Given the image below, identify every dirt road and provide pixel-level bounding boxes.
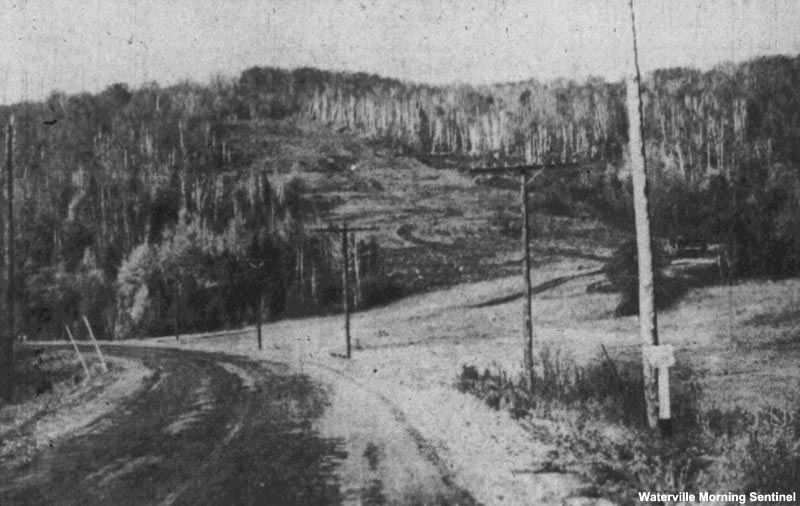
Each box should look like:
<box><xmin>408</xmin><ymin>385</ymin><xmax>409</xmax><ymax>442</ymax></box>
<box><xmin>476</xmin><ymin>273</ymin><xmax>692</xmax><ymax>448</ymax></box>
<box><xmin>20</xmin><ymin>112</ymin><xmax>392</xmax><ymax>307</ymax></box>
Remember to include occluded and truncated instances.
<box><xmin>0</xmin><ymin>346</ymin><xmax>479</xmax><ymax>506</ymax></box>
<box><xmin>3</xmin><ymin>259</ymin><xmax>609</xmax><ymax>506</ymax></box>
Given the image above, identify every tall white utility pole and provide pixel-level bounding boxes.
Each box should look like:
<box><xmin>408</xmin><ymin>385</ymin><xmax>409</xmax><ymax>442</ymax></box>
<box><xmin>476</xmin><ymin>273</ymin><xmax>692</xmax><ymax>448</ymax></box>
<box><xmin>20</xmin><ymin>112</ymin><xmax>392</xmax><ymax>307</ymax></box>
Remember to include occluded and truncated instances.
<box><xmin>626</xmin><ymin>0</ymin><xmax>672</xmax><ymax>434</ymax></box>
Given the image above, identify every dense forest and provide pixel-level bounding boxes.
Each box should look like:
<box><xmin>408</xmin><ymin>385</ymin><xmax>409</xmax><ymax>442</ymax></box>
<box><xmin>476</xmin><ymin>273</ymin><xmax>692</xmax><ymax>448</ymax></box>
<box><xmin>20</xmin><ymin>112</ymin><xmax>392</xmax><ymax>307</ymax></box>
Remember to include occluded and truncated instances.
<box><xmin>1</xmin><ymin>53</ymin><xmax>800</xmax><ymax>339</ymax></box>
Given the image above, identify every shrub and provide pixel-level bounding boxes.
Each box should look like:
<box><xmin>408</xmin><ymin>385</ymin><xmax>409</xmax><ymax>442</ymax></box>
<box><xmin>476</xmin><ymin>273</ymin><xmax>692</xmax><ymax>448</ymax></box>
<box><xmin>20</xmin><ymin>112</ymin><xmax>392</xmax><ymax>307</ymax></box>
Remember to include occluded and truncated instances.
<box><xmin>725</xmin><ymin>159</ymin><xmax>800</xmax><ymax>278</ymax></box>
<box><xmin>115</xmin><ymin>243</ymin><xmax>158</xmax><ymax>339</ymax></box>
<box><xmin>23</xmin><ymin>268</ymin><xmax>81</xmax><ymax>340</ymax></box>
<box><xmin>1</xmin><ymin>349</ymin><xmax>85</xmax><ymax>405</ymax></box>
<box><xmin>22</xmin><ymin>249</ymin><xmax>116</xmax><ymax>340</ymax></box>
<box><xmin>460</xmin><ymin>348</ymin><xmax>702</xmax><ymax>429</ymax></box>
<box><xmin>458</xmin><ymin>353</ymin><xmax>800</xmax><ymax>505</ymax></box>
<box><xmin>736</xmin><ymin>407</ymin><xmax>800</xmax><ymax>495</ymax></box>
<box><xmin>536</xmin><ymin>191</ymin><xmax>574</xmax><ymax>217</ymax></box>
<box><xmin>489</xmin><ymin>208</ymin><xmax>521</xmax><ymax>238</ymax></box>
<box><xmin>359</xmin><ymin>273</ymin><xmax>403</xmax><ymax>308</ymax></box>
<box><xmin>605</xmin><ymin>238</ymin><xmax>688</xmax><ymax>316</ymax></box>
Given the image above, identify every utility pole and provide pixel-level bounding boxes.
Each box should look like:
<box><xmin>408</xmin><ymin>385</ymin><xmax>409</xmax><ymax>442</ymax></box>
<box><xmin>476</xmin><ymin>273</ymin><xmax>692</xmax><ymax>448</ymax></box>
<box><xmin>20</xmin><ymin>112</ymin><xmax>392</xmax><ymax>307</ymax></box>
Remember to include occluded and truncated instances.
<box><xmin>312</xmin><ymin>222</ymin><xmax>378</xmax><ymax>358</ymax></box>
<box><xmin>174</xmin><ymin>280</ymin><xmax>181</xmax><ymax>342</ymax></box>
<box><xmin>249</xmin><ymin>260</ymin><xmax>266</xmax><ymax>350</ymax></box>
<box><xmin>470</xmin><ymin>161</ymin><xmax>598</xmax><ymax>389</ymax></box>
<box><xmin>341</xmin><ymin>223</ymin><xmax>350</xmax><ymax>357</ymax></box>
<box><xmin>2</xmin><ymin>116</ymin><xmax>13</xmax><ymax>403</ymax></box>
<box><xmin>520</xmin><ymin>169</ymin><xmax>534</xmax><ymax>389</ymax></box>
<box><xmin>256</xmin><ymin>290</ymin><xmax>262</xmax><ymax>350</ymax></box>
<box><xmin>626</xmin><ymin>0</ymin><xmax>671</xmax><ymax>434</ymax></box>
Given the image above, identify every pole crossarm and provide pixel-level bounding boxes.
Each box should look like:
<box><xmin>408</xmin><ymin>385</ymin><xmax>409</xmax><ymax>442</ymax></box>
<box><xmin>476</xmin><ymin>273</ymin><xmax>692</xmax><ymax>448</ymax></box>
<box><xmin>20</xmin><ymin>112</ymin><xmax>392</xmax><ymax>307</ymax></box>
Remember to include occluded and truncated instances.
<box><xmin>467</xmin><ymin>159</ymin><xmax>605</xmax><ymax>388</ymax></box>
<box><xmin>310</xmin><ymin>226</ymin><xmax>380</xmax><ymax>233</ymax></box>
<box><xmin>469</xmin><ymin>161</ymin><xmax>606</xmax><ymax>188</ymax></box>
<box><xmin>469</xmin><ymin>162</ymin><xmax>581</xmax><ymax>173</ymax></box>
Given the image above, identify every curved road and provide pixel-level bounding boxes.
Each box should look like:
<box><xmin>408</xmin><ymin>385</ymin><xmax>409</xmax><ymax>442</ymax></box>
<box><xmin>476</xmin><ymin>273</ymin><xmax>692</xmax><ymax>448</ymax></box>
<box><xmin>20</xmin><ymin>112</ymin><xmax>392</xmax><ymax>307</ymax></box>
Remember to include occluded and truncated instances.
<box><xmin>0</xmin><ymin>346</ymin><xmax>479</xmax><ymax>506</ymax></box>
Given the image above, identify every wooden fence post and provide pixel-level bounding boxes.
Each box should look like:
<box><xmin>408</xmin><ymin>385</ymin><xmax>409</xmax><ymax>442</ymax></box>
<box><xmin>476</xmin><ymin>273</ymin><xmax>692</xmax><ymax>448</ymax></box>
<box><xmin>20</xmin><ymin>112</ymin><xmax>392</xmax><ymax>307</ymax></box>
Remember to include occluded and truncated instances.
<box><xmin>66</xmin><ymin>325</ymin><xmax>91</xmax><ymax>381</ymax></box>
<box><xmin>82</xmin><ymin>316</ymin><xmax>108</xmax><ymax>373</ymax></box>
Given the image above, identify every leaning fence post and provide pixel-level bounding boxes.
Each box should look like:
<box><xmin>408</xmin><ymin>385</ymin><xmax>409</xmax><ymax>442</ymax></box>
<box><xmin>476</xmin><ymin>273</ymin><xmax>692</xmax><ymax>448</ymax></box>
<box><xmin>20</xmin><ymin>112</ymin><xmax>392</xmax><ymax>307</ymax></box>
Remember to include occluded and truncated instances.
<box><xmin>65</xmin><ymin>325</ymin><xmax>91</xmax><ymax>380</ymax></box>
<box><xmin>82</xmin><ymin>316</ymin><xmax>108</xmax><ymax>373</ymax></box>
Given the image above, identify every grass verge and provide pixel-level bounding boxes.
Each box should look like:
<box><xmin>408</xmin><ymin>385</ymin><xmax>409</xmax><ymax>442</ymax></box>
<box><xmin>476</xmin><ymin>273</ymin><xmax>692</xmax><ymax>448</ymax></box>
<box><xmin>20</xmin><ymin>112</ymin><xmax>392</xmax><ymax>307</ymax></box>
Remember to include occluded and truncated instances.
<box><xmin>457</xmin><ymin>349</ymin><xmax>799</xmax><ymax>505</ymax></box>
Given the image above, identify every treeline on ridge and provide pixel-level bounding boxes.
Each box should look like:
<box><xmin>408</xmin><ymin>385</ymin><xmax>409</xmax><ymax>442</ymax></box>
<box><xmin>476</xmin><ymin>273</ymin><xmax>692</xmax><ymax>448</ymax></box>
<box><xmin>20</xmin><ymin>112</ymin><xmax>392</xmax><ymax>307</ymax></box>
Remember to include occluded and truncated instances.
<box><xmin>1</xmin><ymin>54</ymin><xmax>800</xmax><ymax>338</ymax></box>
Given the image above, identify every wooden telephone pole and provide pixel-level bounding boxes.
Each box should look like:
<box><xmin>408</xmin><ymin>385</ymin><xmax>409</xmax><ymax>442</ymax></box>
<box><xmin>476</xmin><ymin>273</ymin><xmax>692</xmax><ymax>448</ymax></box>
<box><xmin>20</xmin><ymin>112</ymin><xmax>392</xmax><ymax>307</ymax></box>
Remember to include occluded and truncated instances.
<box><xmin>2</xmin><ymin>116</ymin><xmax>13</xmax><ymax>403</ymax></box>
<box><xmin>626</xmin><ymin>0</ymin><xmax>671</xmax><ymax>434</ymax></box>
<box><xmin>174</xmin><ymin>281</ymin><xmax>181</xmax><ymax>342</ymax></box>
<box><xmin>471</xmin><ymin>161</ymin><xmax>596</xmax><ymax>389</ymax></box>
<box><xmin>249</xmin><ymin>260</ymin><xmax>266</xmax><ymax>350</ymax></box>
<box><xmin>312</xmin><ymin>222</ymin><xmax>378</xmax><ymax>358</ymax></box>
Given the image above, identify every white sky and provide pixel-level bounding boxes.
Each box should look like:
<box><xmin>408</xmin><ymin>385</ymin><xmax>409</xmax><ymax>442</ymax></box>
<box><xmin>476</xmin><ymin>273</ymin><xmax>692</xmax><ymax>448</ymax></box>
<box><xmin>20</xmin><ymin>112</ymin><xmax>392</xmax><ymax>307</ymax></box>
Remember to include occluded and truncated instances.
<box><xmin>1</xmin><ymin>0</ymin><xmax>799</xmax><ymax>103</ymax></box>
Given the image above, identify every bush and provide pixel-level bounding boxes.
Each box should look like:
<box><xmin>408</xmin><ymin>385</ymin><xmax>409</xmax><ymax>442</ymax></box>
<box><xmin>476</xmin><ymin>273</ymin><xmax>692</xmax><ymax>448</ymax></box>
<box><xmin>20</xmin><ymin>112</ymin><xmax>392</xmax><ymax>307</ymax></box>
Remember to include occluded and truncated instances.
<box><xmin>22</xmin><ymin>249</ymin><xmax>115</xmax><ymax>340</ymax></box>
<box><xmin>359</xmin><ymin>273</ymin><xmax>403</xmax><ymax>308</ymax></box>
<box><xmin>736</xmin><ymin>407</ymin><xmax>800</xmax><ymax>495</ymax></box>
<box><xmin>536</xmin><ymin>191</ymin><xmax>574</xmax><ymax>217</ymax></box>
<box><xmin>114</xmin><ymin>243</ymin><xmax>158</xmax><ymax>339</ymax></box>
<box><xmin>725</xmin><ymin>159</ymin><xmax>800</xmax><ymax>278</ymax></box>
<box><xmin>1</xmin><ymin>349</ymin><xmax>86</xmax><ymax>405</ymax></box>
<box><xmin>458</xmin><ymin>347</ymin><xmax>701</xmax><ymax>428</ymax></box>
<box><xmin>458</xmin><ymin>352</ymin><xmax>800</xmax><ymax>505</ymax></box>
<box><xmin>605</xmin><ymin>238</ymin><xmax>688</xmax><ymax>316</ymax></box>
<box><xmin>23</xmin><ymin>268</ymin><xmax>81</xmax><ymax>340</ymax></box>
<box><xmin>489</xmin><ymin>208</ymin><xmax>521</xmax><ymax>237</ymax></box>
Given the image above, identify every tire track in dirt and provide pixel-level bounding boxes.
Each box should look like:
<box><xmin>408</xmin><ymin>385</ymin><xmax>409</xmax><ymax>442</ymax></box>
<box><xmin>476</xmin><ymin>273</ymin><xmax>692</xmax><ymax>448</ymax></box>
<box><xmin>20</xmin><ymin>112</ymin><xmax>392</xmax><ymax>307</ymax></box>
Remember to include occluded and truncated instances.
<box><xmin>304</xmin><ymin>358</ymin><xmax>476</xmax><ymax>500</ymax></box>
